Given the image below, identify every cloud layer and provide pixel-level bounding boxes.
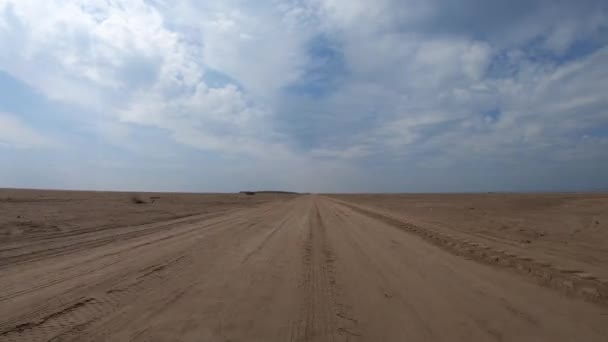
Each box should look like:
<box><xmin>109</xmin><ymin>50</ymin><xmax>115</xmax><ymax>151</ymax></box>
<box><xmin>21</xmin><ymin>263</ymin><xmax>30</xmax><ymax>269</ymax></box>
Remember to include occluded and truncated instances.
<box><xmin>1</xmin><ymin>0</ymin><xmax>607</xmax><ymax>192</ymax></box>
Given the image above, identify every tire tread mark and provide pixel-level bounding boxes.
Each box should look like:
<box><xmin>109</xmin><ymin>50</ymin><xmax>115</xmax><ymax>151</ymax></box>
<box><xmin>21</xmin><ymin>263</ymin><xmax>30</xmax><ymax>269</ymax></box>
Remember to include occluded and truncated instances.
<box><xmin>329</xmin><ymin>197</ymin><xmax>608</xmax><ymax>306</ymax></box>
<box><xmin>0</xmin><ymin>255</ymin><xmax>190</xmax><ymax>341</ymax></box>
<box><xmin>290</xmin><ymin>200</ymin><xmax>360</xmax><ymax>341</ymax></box>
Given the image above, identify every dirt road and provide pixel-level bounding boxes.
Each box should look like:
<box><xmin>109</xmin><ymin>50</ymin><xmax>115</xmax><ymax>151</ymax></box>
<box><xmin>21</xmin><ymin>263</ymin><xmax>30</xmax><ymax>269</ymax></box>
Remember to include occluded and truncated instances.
<box><xmin>1</xmin><ymin>195</ymin><xmax>607</xmax><ymax>341</ymax></box>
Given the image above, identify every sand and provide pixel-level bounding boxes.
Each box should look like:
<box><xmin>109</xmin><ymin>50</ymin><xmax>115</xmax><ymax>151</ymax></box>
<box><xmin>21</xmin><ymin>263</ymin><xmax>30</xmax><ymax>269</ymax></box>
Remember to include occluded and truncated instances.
<box><xmin>1</xmin><ymin>190</ymin><xmax>607</xmax><ymax>341</ymax></box>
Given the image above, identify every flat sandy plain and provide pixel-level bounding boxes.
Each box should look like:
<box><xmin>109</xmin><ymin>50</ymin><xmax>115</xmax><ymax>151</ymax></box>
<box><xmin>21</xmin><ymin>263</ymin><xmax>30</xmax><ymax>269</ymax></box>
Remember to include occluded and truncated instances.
<box><xmin>1</xmin><ymin>189</ymin><xmax>608</xmax><ymax>341</ymax></box>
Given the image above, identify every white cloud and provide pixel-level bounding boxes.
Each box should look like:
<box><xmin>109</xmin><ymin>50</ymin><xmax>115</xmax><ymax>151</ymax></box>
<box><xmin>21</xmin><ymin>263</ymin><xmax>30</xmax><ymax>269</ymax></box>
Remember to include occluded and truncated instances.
<box><xmin>0</xmin><ymin>0</ymin><xmax>298</xmax><ymax>155</ymax></box>
<box><xmin>310</xmin><ymin>145</ymin><xmax>370</xmax><ymax>159</ymax></box>
<box><xmin>294</xmin><ymin>1</ymin><xmax>608</xmax><ymax>169</ymax></box>
<box><xmin>151</xmin><ymin>0</ymin><xmax>318</xmax><ymax>100</ymax></box>
<box><xmin>0</xmin><ymin>112</ymin><xmax>57</xmax><ymax>148</ymax></box>
<box><xmin>0</xmin><ymin>0</ymin><xmax>180</xmax><ymax>106</ymax></box>
<box><xmin>1</xmin><ymin>0</ymin><xmax>607</xmax><ymax>191</ymax></box>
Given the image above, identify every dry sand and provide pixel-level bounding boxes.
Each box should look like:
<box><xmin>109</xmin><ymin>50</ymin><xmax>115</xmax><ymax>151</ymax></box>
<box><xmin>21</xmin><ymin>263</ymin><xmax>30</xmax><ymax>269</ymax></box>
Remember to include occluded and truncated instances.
<box><xmin>1</xmin><ymin>189</ymin><xmax>607</xmax><ymax>341</ymax></box>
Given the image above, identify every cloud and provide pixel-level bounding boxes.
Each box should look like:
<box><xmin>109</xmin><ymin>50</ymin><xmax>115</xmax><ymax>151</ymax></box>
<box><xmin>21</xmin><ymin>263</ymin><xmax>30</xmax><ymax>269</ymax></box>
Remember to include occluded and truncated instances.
<box><xmin>0</xmin><ymin>0</ymin><xmax>607</xmax><ymax>191</ymax></box>
<box><xmin>0</xmin><ymin>112</ymin><xmax>57</xmax><ymax>148</ymax></box>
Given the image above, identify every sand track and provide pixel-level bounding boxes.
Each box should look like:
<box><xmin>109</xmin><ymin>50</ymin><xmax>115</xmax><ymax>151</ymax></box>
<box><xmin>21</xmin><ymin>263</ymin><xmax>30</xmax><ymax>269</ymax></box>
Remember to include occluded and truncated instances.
<box><xmin>1</xmin><ymin>195</ymin><xmax>607</xmax><ymax>341</ymax></box>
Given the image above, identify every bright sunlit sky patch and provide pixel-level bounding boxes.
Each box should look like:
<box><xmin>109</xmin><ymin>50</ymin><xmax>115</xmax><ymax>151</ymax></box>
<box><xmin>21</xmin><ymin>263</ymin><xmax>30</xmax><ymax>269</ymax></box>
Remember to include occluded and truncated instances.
<box><xmin>1</xmin><ymin>0</ymin><xmax>607</xmax><ymax>192</ymax></box>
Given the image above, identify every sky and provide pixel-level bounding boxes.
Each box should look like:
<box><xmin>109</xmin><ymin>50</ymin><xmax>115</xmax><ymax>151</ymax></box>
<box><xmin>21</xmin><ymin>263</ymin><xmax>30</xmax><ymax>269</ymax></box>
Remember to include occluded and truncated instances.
<box><xmin>1</xmin><ymin>0</ymin><xmax>608</xmax><ymax>193</ymax></box>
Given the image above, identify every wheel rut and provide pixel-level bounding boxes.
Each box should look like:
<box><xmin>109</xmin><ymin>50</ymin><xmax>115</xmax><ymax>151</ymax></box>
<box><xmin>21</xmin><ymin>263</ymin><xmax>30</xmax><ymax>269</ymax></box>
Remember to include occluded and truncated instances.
<box><xmin>290</xmin><ymin>201</ymin><xmax>359</xmax><ymax>342</ymax></box>
<box><xmin>0</xmin><ymin>253</ymin><xmax>191</xmax><ymax>342</ymax></box>
<box><xmin>0</xmin><ymin>202</ymin><xmax>289</xmax><ymax>341</ymax></box>
<box><xmin>328</xmin><ymin>197</ymin><xmax>608</xmax><ymax>306</ymax></box>
<box><xmin>3</xmin><ymin>195</ymin><xmax>608</xmax><ymax>341</ymax></box>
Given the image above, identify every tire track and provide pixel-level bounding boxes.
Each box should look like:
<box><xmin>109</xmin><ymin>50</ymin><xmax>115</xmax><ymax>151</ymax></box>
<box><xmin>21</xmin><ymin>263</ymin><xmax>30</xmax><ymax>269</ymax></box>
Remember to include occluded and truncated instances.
<box><xmin>320</xmin><ymin>199</ymin><xmax>436</xmax><ymax>340</ymax></box>
<box><xmin>80</xmin><ymin>199</ymin><xmax>304</xmax><ymax>341</ymax></box>
<box><xmin>0</xmin><ymin>205</ymin><xmax>275</xmax><ymax>302</ymax></box>
<box><xmin>328</xmin><ymin>197</ymin><xmax>608</xmax><ymax>306</ymax></box>
<box><xmin>240</xmin><ymin>203</ymin><xmax>296</xmax><ymax>264</ymax></box>
<box><xmin>0</xmin><ymin>201</ymin><xmax>296</xmax><ymax>341</ymax></box>
<box><xmin>0</xmin><ymin>206</ymin><xmax>269</xmax><ymax>269</ymax></box>
<box><xmin>4</xmin><ymin>195</ymin><xmax>607</xmax><ymax>341</ymax></box>
<box><xmin>290</xmin><ymin>201</ymin><xmax>359</xmax><ymax>341</ymax></box>
<box><xmin>0</xmin><ymin>254</ymin><xmax>191</xmax><ymax>341</ymax></box>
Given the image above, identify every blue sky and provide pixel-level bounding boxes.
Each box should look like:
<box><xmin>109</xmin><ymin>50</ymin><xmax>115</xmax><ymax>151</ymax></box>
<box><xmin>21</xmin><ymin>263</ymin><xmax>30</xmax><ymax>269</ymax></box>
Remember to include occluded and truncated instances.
<box><xmin>1</xmin><ymin>0</ymin><xmax>607</xmax><ymax>193</ymax></box>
